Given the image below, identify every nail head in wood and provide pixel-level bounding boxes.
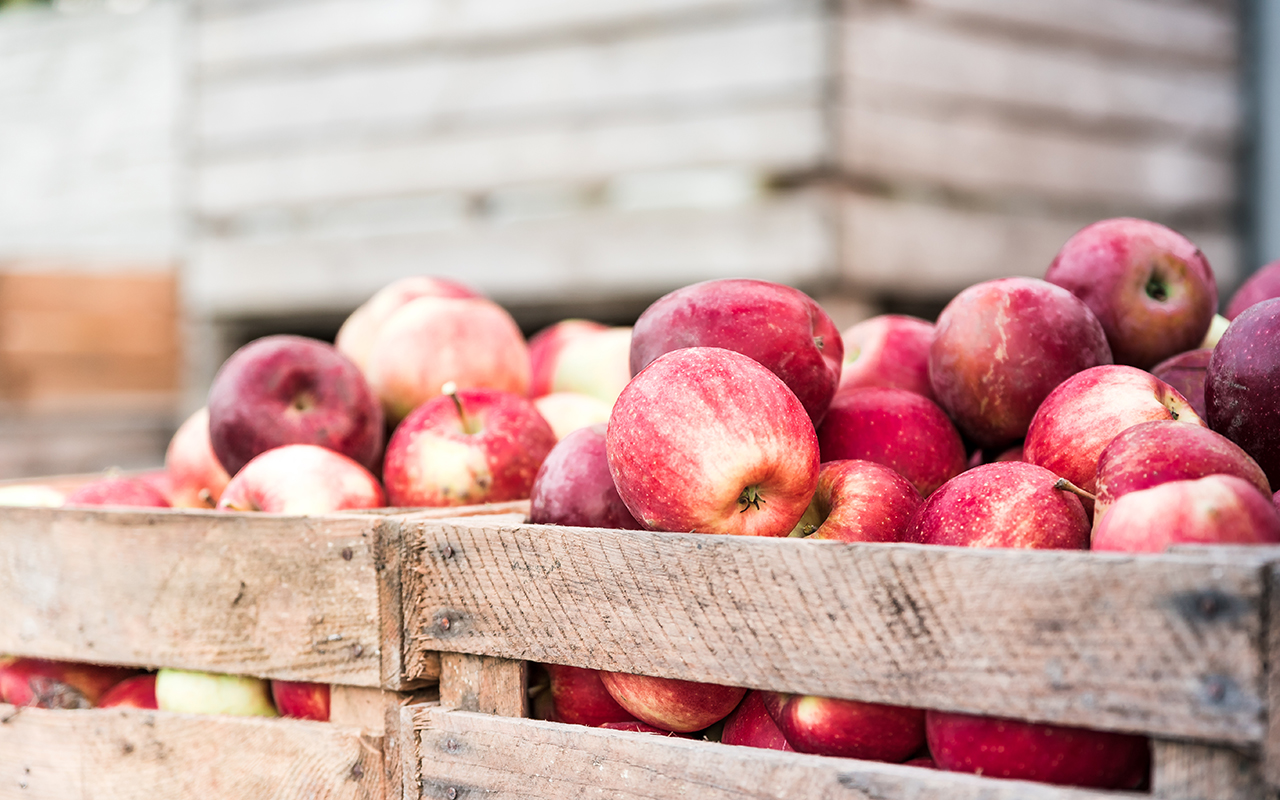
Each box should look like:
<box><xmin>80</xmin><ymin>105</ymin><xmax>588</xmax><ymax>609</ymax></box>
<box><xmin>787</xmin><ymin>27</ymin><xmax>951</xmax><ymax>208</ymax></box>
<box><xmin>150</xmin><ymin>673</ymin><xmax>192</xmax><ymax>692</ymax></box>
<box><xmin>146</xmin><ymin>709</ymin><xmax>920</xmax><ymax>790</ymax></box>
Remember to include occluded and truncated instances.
<box><xmin>341</xmin><ymin>547</ymin><xmax>353</xmax><ymax>561</ymax></box>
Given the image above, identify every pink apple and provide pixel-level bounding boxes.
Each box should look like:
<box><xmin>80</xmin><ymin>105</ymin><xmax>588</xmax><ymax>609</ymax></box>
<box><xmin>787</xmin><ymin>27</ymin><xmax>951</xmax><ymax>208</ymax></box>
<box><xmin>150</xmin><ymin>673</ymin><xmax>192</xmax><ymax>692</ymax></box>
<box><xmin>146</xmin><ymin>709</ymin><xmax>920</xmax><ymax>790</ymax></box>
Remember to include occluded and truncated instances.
<box><xmin>155</xmin><ymin>669</ymin><xmax>278</xmax><ymax>717</ymax></box>
<box><xmin>1045</xmin><ymin>217</ymin><xmax>1218</xmax><ymax>369</ymax></box>
<box><xmin>97</xmin><ymin>674</ymin><xmax>158</xmax><ymax>709</ymax></box>
<box><xmin>838</xmin><ymin>314</ymin><xmax>935</xmax><ymax>401</ymax></box>
<box><xmin>164</xmin><ymin>406</ymin><xmax>231</xmax><ymax>508</ymax></box>
<box><xmin>544</xmin><ymin>664</ymin><xmax>640</xmax><ymax>728</ymax></box>
<box><xmin>63</xmin><ymin>476</ymin><xmax>170</xmax><ymax>508</ymax></box>
<box><xmin>721</xmin><ymin>691</ymin><xmax>793</xmax><ymax>751</ymax></box>
<box><xmin>528</xmin><ymin>320</ymin><xmax>608</xmax><ymax>397</ymax></box>
<box><xmin>904</xmin><ymin>462</ymin><xmax>1090</xmax><ymax>550</ymax></box>
<box><xmin>1206</xmin><ymin>298</ymin><xmax>1280</xmax><ymax>487</ymax></box>
<box><xmin>1093</xmin><ymin>475</ymin><xmax>1280</xmax><ymax>552</ymax></box>
<box><xmin>336</xmin><ymin>276</ymin><xmax>480</xmax><ymax>372</ymax></box>
<box><xmin>533</xmin><ymin>392</ymin><xmax>612</xmax><ymax>441</ymax></box>
<box><xmin>630</xmin><ymin>279</ymin><xmax>843</xmax><ymax>425</ymax></box>
<box><xmin>0</xmin><ymin>658</ymin><xmax>141</xmax><ymax>708</ymax></box>
<box><xmin>817</xmin><ymin>387</ymin><xmax>967</xmax><ymax>497</ymax></box>
<box><xmin>538</xmin><ymin>326</ymin><xmax>633</xmax><ymax>406</ymax></box>
<box><xmin>217</xmin><ymin>444</ymin><xmax>386</xmax><ymax>514</ymax></box>
<box><xmin>529</xmin><ymin>424</ymin><xmax>641</xmax><ymax>530</ymax></box>
<box><xmin>762</xmin><ymin>692</ymin><xmax>925</xmax><ymax>762</ymax></box>
<box><xmin>382</xmin><ymin>387</ymin><xmax>556</xmax><ymax>507</ymax></box>
<box><xmin>1024</xmin><ymin>365</ymin><xmax>1204</xmax><ymax>513</ymax></box>
<box><xmin>930</xmin><ymin>277</ymin><xmax>1112</xmax><ymax>448</ymax></box>
<box><xmin>1150</xmin><ymin>348</ymin><xmax>1212</xmax><ymax>420</ymax></box>
<box><xmin>208</xmin><ymin>335</ymin><xmax>384</xmax><ymax>476</ymax></box>
<box><xmin>271</xmin><ymin>679</ymin><xmax>330</xmax><ymax>721</ymax></box>
<box><xmin>607</xmin><ymin>347</ymin><xmax>819</xmax><ymax>537</ymax></box>
<box><xmin>1226</xmin><ymin>259</ymin><xmax>1280</xmax><ymax>319</ymax></box>
<box><xmin>599</xmin><ymin>671</ymin><xmax>746</xmax><ymax>733</ymax></box>
<box><xmin>792</xmin><ymin>459</ymin><xmax>920</xmax><ymax>542</ymax></box>
<box><xmin>927</xmin><ymin>710</ymin><xmax>1150</xmax><ymax>789</ymax></box>
<box><xmin>365</xmin><ymin>296</ymin><xmax>531</xmax><ymax>424</ymax></box>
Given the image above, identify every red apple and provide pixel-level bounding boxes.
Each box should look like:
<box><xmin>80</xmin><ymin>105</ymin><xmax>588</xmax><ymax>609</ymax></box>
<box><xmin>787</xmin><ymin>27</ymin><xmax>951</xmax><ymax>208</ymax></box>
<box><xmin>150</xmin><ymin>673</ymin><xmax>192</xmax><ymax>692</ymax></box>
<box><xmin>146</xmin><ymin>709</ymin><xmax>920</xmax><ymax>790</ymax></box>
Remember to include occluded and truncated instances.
<box><xmin>792</xmin><ymin>459</ymin><xmax>920</xmax><ymax>542</ymax></box>
<box><xmin>721</xmin><ymin>691</ymin><xmax>793</xmax><ymax>750</ymax></box>
<box><xmin>1226</xmin><ymin>259</ymin><xmax>1280</xmax><ymax>319</ymax></box>
<box><xmin>528</xmin><ymin>320</ymin><xmax>608</xmax><ymax>397</ymax></box>
<box><xmin>1024</xmin><ymin>365</ymin><xmax>1204</xmax><ymax>513</ymax></box>
<box><xmin>365</xmin><ymin>296</ymin><xmax>531</xmax><ymax>424</ymax></box>
<box><xmin>598</xmin><ymin>720</ymin><xmax>687</xmax><ymax>735</ymax></box>
<box><xmin>1044</xmin><ymin>217</ymin><xmax>1218</xmax><ymax>369</ymax></box>
<box><xmin>529</xmin><ymin>424</ymin><xmax>642</xmax><ymax>530</ymax></box>
<box><xmin>838</xmin><ymin>314</ymin><xmax>936</xmax><ymax>401</ymax></box>
<box><xmin>165</xmin><ymin>407</ymin><xmax>231</xmax><ymax>508</ymax></box>
<box><xmin>630</xmin><ymin>279</ymin><xmax>843</xmax><ymax>425</ymax></box>
<box><xmin>382</xmin><ymin>387</ymin><xmax>556</xmax><ymax>507</ymax></box>
<box><xmin>598</xmin><ymin>671</ymin><xmax>746</xmax><ymax>733</ymax></box>
<box><xmin>607</xmin><ymin>347</ymin><xmax>819</xmax><ymax>537</ymax></box>
<box><xmin>0</xmin><ymin>658</ymin><xmax>140</xmax><ymax>708</ymax></box>
<box><xmin>762</xmin><ymin>691</ymin><xmax>925</xmax><ymax>762</ymax></box>
<box><xmin>97</xmin><ymin>674</ymin><xmax>158</xmax><ymax>709</ymax></box>
<box><xmin>155</xmin><ymin>669</ymin><xmax>278</xmax><ymax>716</ymax></box>
<box><xmin>1206</xmin><ymin>298</ymin><xmax>1280</xmax><ymax>487</ymax></box>
<box><xmin>537</xmin><ymin>326</ymin><xmax>633</xmax><ymax>406</ymax></box>
<box><xmin>817</xmin><ymin>387</ymin><xmax>967</xmax><ymax>497</ymax></box>
<box><xmin>544</xmin><ymin>664</ymin><xmax>640</xmax><ymax>728</ymax></box>
<box><xmin>904</xmin><ymin>462</ymin><xmax>1090</xmax><ymax>550</ymax></box>
<box><xmin>927</xmin><ymin>710</ymin><xmax>1150</xmax><ymax>789</ymax></box>
<box><xmin>532</xmin><ymin>392</ymin><xmax>612</xmax><ymax>441</ymax></box>
<box><xmin>271</xmin><ymin>679</ymin><xmax>330</xmax><ymax>721</ymax></box>
<box><xmin>1093</xmin><ymin>475</ymin><xmax>1280</xmax><ymax>552</ymax></box>
<box><xmin>63</xmin><ymin>476</ymin><xmax>170</xmax><ymax>509</ymax></box>
<box><xmin>930</xmin><ymin>277</ymin><xmax>1112</xmax><ymax>448</ymax></box>
<box><xmin>208</xmin><ymin>335</ymin><xmax>384</xmax><ymax>476</ymax></box>
<box><xmin>1150</xmin><ymin>348</ymin><xmax>1212</xmax><ymax>420</ymax></box>
<box><xmin>217</xmin><ymin>444</ymin><xmax>386</xmax><ymax>514</ymax></box>
<box><xmin>336</xmin><ymin>276</ymin><xmax>480</xmax><ymax>372</ymax></box>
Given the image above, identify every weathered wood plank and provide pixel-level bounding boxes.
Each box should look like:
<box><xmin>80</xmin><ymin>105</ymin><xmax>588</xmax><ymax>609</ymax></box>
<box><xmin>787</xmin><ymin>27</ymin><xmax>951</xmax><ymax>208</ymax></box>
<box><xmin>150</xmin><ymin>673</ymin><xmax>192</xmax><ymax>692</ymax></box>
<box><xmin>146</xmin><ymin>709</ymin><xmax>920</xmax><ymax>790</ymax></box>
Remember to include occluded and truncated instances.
<box><xmin>0</xmin><ymin>507</ymin><xmax>385</xmax><ymax>686</ymax></box>
<box><xmin>408</xmin><ymin>706</ymin><xmax>1136</xmax><ymax>800</ymax></box>
<box><xmin>1151</xmin><ymin>741</ymin><xmax>1268</xmax><ymax>800</ymax></box>
<box><xmin>0</xmin><ymin>704</ymin><xmax>384</xmax><ymax>800</ymax></box>
<box><xmin>439</xmin><ymin>654</ymin><xmax>528</xmax><ymax>718</ymax></box>
<box><xmin>402</xmin><ymin>520</ymin><xmax>1270</xmax><ymax>745</ymax></box>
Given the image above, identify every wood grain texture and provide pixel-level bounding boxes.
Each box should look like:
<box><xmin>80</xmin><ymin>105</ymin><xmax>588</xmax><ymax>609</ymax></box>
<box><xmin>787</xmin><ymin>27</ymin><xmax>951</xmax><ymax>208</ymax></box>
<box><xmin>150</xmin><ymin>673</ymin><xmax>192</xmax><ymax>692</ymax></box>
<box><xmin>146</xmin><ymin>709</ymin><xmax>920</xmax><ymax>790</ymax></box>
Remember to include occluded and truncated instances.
<box><xmin>1267</xmin><ymin>562</ymin><xmax>1280</xmax><ymax>787</ymax></box>
<box><xmin>0</xmin><ymin>704</ymin><xmax>384</xmax><ymax>800</ymax></box>
<box><xmin>1151</xmin><ymin>741</ymin><xmax>1269</xmax><ymax>800</ymax></box>
<box><xmin>402</xmin><ymin>520</ymin><xmax>1270</xmax><ymax>745</ymax></box>
<box><xmin>439</xmin><ymin>654</ymin><xmax>528</xmax><ymax>718</ymax></box>
<box><xmin>0</xmin><ymin>507</ymin><xmax>385</xmax><ymax>685</ymax></box>
<box><xmin>407</xmin><ymin>706</ymin><xmax>1135</xmax><ymax>800</ymax></box>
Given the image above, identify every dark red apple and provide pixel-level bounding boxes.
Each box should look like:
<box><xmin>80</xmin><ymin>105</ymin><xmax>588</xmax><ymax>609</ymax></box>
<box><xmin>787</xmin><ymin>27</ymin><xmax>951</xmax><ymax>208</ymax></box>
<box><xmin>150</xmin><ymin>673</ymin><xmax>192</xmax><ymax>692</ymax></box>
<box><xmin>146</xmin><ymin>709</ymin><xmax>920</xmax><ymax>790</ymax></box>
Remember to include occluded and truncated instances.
<box><xmin>63</xmin><ymin>476</ymin><xmax>170</xmax><ymax>508</ymax></box>
<box><xmin>271</xmin><ymin>679</ymin><xmax>330</xmax><ymax>721</ymax></box>
<box><xmin>97</xmin><ymin>674</ymin><xmax>158</xmax><ymax>709</ymax></box>
<box><xmin>721</xmin><ymin>691</ymin><xmax>793</xmax><ymax>751</ymax></box>
<box><xmin>1226</xmin><ymin>259</ymin><xmax>1280</xmax><ymax>319</ymax></box>
<box><xmin>544</xmin><ymin>664</ymin><xmax>640</xmax><ymax>728</ymax></box>
<box><xmin>1150</xmin><ymin>348</ymin><xmax>1212</xmax><ymax>420</ymax></box>
<box><xmin>530</xmin><ymin>424</ymin><xmax>641</xmax><ymax>530</ymax></box>
<box><xmin>838</xmin><ymin>315</ymin><xmax>935</xmax><ymax>401</ymax></box>
<box><xmin>1093</xmin><ymin>475</ymin><xmax>1280</xmax><ymax>552</ymax></box>
<box><xmin>762</xmin><ymin>692</ymin><xmax>925</xmax><ymax>762</ymax></box>
<box><xmin>1206</xmin><ymin>298</ymin><xmax>1280</xmax><ymax>487</ymax></box>
<box><xmin>792</xmin><ymin>459</ymin><xmax>920</xmax><ymax>542</ymax></box>
<box><xmin>598</xmin><ymin>671</ymin><xmax>746</xmax><ymax>734</ymax></box>
<box><xmin>0</xmin><ymin>658</ymin><xmax>141</xmax><ymax>708</ymax></box>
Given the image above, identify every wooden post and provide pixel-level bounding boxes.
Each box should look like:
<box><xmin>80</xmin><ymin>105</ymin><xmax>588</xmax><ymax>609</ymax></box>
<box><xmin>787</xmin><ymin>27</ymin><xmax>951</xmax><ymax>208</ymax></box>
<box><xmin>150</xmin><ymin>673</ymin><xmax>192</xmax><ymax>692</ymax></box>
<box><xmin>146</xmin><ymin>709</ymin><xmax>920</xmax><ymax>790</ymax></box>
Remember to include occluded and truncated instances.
<box><xmin>438</xmin><ymin>654</ymin><xmax>528</xmax><ymax>718</ymax></box>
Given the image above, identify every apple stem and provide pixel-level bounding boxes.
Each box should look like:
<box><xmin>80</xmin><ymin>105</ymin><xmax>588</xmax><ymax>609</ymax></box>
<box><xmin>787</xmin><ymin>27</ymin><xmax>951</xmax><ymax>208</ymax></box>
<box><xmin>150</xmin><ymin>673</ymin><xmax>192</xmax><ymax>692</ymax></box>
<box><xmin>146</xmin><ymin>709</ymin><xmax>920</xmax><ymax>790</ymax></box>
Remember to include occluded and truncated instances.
<box><xmin>1053</xmin><ymin>477</ymin><xmax>1096</xmax><ymax>503</ymax></box>
<box><xmin>198</xmin><ymin>488</ymin><xmax>216</xmax><ymax>509</ymax></box>
<box><xmin>442</xmin><ymin>381</ymin><xmax>479</xmax><ymax>434</ymax></box>
<box><xmin>738</xmin><ymin>485</ymin><xmax>766</xmax><ymax>513</ymax></box>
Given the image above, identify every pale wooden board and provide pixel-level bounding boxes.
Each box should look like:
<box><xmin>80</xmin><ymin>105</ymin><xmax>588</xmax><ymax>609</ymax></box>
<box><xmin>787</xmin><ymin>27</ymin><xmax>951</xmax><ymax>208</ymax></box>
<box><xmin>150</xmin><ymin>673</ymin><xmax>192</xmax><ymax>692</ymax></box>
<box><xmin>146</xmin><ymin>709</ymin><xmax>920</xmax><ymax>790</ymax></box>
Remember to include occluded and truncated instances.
<box><xmin>439</xmin><ymin>654</ymin><xmax>528</xmax><ymax>718</ymax></box>
<box><xmin>407</xmin><ymin>706</ymin><xmax>1137</xmax><ymax>800</ymax></box>
<box><xmin>0</xmin><ymin>704</ymin><xmax>385</xmax><ymax>800</ymax></box>
<box><xmin>0</xmin><ymin>507</ymin><xmax>387</xmax><ymax>686</ymax></box>
<box><xmin>1151</xmin><ymin>741</ymin><xmax>1267</xmax><ymax>800</ymax></box>
<box><xmin>400</xmin><ymin>520</ymin><xmax>1270</xmax><ymax>745</ymax></box>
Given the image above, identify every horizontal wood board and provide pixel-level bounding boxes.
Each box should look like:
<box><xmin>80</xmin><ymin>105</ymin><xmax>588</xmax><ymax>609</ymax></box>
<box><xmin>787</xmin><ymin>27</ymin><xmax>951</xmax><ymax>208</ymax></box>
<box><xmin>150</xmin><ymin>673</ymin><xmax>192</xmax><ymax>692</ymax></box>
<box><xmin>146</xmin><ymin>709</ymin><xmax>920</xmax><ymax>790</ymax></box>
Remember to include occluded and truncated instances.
<box><xmin>402</xmin><ymin>520</ymin><xmax>1271</xmax><ymax>745</ymax></box>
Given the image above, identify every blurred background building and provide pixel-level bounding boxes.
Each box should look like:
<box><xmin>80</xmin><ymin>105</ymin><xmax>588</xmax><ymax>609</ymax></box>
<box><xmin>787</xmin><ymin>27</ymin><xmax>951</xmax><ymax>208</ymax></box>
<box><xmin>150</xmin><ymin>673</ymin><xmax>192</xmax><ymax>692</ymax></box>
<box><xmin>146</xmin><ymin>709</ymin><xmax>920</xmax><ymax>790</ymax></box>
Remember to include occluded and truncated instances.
<box><xmin>0</xmin><ymin>0</ymin><xmax>1253</xmax><ymax>477</ymax></box>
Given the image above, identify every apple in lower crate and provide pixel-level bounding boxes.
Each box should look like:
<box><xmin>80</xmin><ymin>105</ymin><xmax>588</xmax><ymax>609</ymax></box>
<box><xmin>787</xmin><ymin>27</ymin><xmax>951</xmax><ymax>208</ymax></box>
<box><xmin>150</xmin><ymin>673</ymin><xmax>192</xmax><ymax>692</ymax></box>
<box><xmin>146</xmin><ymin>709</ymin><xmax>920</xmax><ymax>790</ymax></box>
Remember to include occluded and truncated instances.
<box><xmin>383</xmin><ymin>387</ymin><xmax>557</xmax><ymax>507</ymax></box>
<box><xmin>336</xmin><ymin>276</ymin><xmax>480</xmax><ymax>373</ymax></box>
<box><xmin>1150</xmin><ymin>348</ymin><xmax>1212</xmax><ymax>420</ymax></box>
<box><xmin>606</xmin><ymin>347</ymin><xmax>819</xmax><ymax>537</ymax></box>
<box><xmin>927</xmin><ymin>710</ymin><xmax>1150</xmax><ymax>790</ymax></box>
<box><xmin>97</xmin><ymin>674</ymin><xmax>158</xmax><ymax>709</ymax></box>
<box><xmin>1093</xmin><ymin>475</ymin><xmax>1280</xmax><ymax>552</ymax></box>
<box><xmin>271</xmin><ymin>679</ymin><xmax>330</xmax><ymax>721</ymax></box>
<box><xmin>529</xmin><ymin>424</ymin><xmax>641</xmax><ymax>530</ymax></box>
<box><xmin>544</xmin><ymin>664</ymin><xmax>639</xmax><ymax>727</ymax></box>
<box><xmin>838</xmin><ymin>315</ymin><xmax>936</xmax><ymax>401</ymax></box>
<box><xmin>155</xmin><ymin>669</ymin><xmax>278</xmax><ymax>716</ymax></box>
<box><xmin>598</xmin><ymin>720</ymin><xmax>686</xmax><ymax>735</ymax></box>
<box><xmin>533</xmin><ymin>392</ymin><xmax>612</xmax><ymax>441</ymax></box>
<box><xmin>629</xmin><ymin>279</ymin><xmax>843</xmax><ymax>425</ymax></box>
<box><xmin>599</xmin><ymin>672</ymin><xmax>746</xmax><ymax>733</ymax></box>
<box><xmin>208</xmin><ymin>335</ymin><xmax>384</xmax><ymax>476</ymax></box>
<box><xmin>0</xmin><ymin>658</ymin><xmax>141</xmax><ymax>708</ymax></box>
<box><xmin>1206</xmin><ymin>298</ymin><xmax>1280</xmax><ymax>487</ymax></box>
<box><xmin>762</xmin><ymin>692</ymin><xmax>925</xmax><ymax>762</ymax></box>
<box><xmin>904</xmin><ymin>462</ymin><xmax>1090</xmax><ymax>550</ymax></box>
<box><xmin>721</xmin><ymin>691</ymin><xmax>792</xmax><ymax>751</ymax></box>
<box><xmin>63</xmin><ymin>476</ymin><xmax>170</xmax><ymax>508</ymax></box>
<box><xmin>1226</xmin><ymin>258</ymin><xmax>1280</xmax><ymax>319</ymax></box>
<box><xmin>792</xmin><ymin>459</ymin><xmax>920</xmax><ymax>542</ymax></box>
<box><xmin>217</xmin><ymin>444</ymin><xmax>386</xmax><ymax>514</ymax></box>
<box><xmin>165</xmin><ymin>406</ymin><xmax>231</xmax><ymax>508</ymax></box>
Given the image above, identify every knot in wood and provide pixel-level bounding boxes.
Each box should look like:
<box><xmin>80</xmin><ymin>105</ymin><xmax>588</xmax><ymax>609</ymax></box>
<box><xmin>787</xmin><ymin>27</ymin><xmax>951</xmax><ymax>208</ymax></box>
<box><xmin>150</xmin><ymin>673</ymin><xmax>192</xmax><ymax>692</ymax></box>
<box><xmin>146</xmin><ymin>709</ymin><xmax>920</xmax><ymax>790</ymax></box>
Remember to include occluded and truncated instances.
<box><xmin>341</xmin><ymin>547</ymin><xmax>354</xmax><ymax>561</ymax></box>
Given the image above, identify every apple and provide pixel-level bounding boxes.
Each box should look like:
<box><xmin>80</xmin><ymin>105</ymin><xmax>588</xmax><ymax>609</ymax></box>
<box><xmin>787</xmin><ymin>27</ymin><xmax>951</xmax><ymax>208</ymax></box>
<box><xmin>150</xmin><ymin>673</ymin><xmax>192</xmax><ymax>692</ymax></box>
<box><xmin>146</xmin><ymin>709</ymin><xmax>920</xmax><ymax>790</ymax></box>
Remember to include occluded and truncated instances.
<box><xmin>1044</xmin><ymin>217</ymin><xmax>1218</xmax><ymax>369</ymax></box>
<box><xmin>208</xmin><ymin>335</ymin><xmax>384</xmax><ymax>476</ymax></box>
<box><xmin>790</xmin><ymin>459</ymin><xmax>920</xmax><ymax>542</ymax></box>
<box><xmin>816</xmin><ymin>387</ymin><xmax>967</xmax><ymax>497</ymax></box>
<box><xmin>532</xmin><ymin>392</ymin><xmax>612</xmax><ymax>441</ymax></box>
<box><xmin>904</xmin><ymin>462</ymin><xmax>1090</xmax><ymax>550</ymax></box>
<box><xmin>63</xmin><ymin>476</ymin><xmax>170</xmax><ymax>508</ymax></box>
<box><xmin>1093</xmin><ymin>420</ymin><xmax>1271</xmax><ymax>527</ymax></box>
<box><xmin>217</xmin><ymin>444</ymin><xmax>386</xmax><ymax>514</ymax></box>
<box><xmin>1206</xmin><ymin>298</ymin><xmax>1280</xmax><ymax>487</ymax></box>
<box><xmin>536</xmin><ymin>325</ymin><xmax>633</xmax><ymax>406</ymax></box>
<box><xmin>165</xmin><ymin>407</ymin><xmax>231</xmax><ymax>508</ymax></box>
<box><xmin>598</xmin><ymin>720</ymin><xmax>687</xmax><ymax>735</ymax></box>
<box><xmin>0</xmin><ymin>658</ymin><xmax>140</xmax><ymax>708</ymax></box>
<box><xmin>528</xmin><ymin>320</ymin><xmax>608</xmax><ymax>396</ymax></box>
<box><xmin>1150</xmin><ymin>348</ymin><xmax>1212</xmax><ymax>420</ymax></box>
<box><xmin>544</xmin><ymin>664</ymin><xmax>640</xmax><ymax>727</ymax></box>
<box><xmin>721</xmin><ymin>691</ymin><xmax>793</xmax><ymax>751</ymax></box>
<box><xmin>930</xmin><ymin>277</ymin><xmax>1112</xmax><ymax>448</ymax></box>
<box><xmin>97</xmin><ymin>674</ymin><xmax>158</xmax><ymax>709</ymax></box>
<box><xmin>630</xmin><ymin>279</ymin><xmax>843</xmax><ymax>425</ymax></box>
<box><xmin>762</xmin><ymin>691</ymin><xmax>925</xmax><ymax>762</ymax></box>
<box><xmin>1226</xmin><ymin>258</ymin><xmax>1280</xmax><ymax>319</ymax></box>
<box><xmin>607</xmin><ymin>347</ymin><xmax>819</xmax><ymax>538</ymax></box>
<box><xmin>271</xmin><ymin>679</ymin><xmax>330</xmax><ymax>721</ymax></box>
<box><xmin>1093</xmin><ymin>475</ymin><xmax>1280</xmax><ymax>552</ymax></box>
<box><xmin>382</xmin><ymin>386</ymin><xmax>557</xmax><ymax>507</ymax></box>
<box><xmin>155</xmin><ymin>669</ymin><xmax>278</xmax><ymax>717</ymax></box>
<box><xmin>838</xmin><ymin>314</ymin><xmax>936</xmax><ymax>401</ymax></box>
<box><xmin>599</xmin><ymin>671</ymin><xmax>746</xmax><ymax>733</ymax></box>
<box><xmin>1023</xmin><ymin>365</ymin><xmax>1204</xmax><ymax>513</ymax></box>
<box><xmin>927</xmin><ymin>710</ymin><xmax>1150</xmax><ymax>789</ymax></box>
<box><xmin>364</xmin><ymin>296</ymin><xmax>531</xmax><ymax>424</ymax></box>
<box><xmin>336</xmin><ymin>276</ymin><xmax>480</xmax><ymax>372</ymax></box>
<box><xmin>529</xmin><ymin>424</ymin><xmax>642</xmax><ymax>530</ymax></box>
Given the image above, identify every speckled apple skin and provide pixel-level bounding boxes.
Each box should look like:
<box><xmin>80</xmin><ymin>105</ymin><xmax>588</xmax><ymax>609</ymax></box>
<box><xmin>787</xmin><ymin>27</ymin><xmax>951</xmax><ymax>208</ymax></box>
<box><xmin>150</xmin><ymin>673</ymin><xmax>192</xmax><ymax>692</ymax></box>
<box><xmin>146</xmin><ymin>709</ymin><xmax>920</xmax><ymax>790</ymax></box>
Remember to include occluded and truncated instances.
<box><xmin>630</xmin><ymin>279</ymin><xmax>843</xmax><ymax>425</ymax></box>
<box><xmin>1206</xmin><ymin>298</ymin><xmax>1280</xmax><ymax>487</ymax></box>
<box><xmin>799</xmin><ymin>459</ymin><xmax>921</xmax><ymax>542</ymax></box>
<box><xmin>271</xmin><ymin>679</ymin><xmax>330</xmax><ymax>721</ymax></box>
<box><xmin>64</xmin><ymin>476</ymin><xmax>170</xmax><ymax>509</ymax></box>
<box><xmin>599</xmin><ymin>672</ymin><xmax>746</xmax><ymax>733</ymax></box>
<box><xmin>1093</xmin><ymin>475</ymin><xmax>1280</xmax><ymax>553</ymax></box>
<box><xmin>217</xmin><ymin>444</ymin><xmax>386</xmax><ymax>514</ymax></box>
<box><xmin>763</xmin><ymin>691</ymin><xmax>925</xmax><ymax>762</ymax></box>
<box><xmin>545</xmin><ymin>664</ymin><xmax>639</xmax><ymax>728</ymax></box>
<box><xmin>904</xmin><ymin>462</ymin><xmax>1089</xmax><ymax>550</ymax></box>
<box><xmin>530</xmin><ymin>424</ymin><xmax>642</xmax><ymax>530</ymax></box>
<box><xmin>721</xmin><ymin>691</ymin><xmax>793</xmax><ymax>751</ymax></box>
<box><xmin>1150</xmin><ymin>348</ymin><xmax>1212</xmax><ymax>420</ymax></box>
<box><xmin>839</xmin><ymin>315</ymin><xmax>936</xmax><ymax>401</ymax></box>
<box><xmin>929</xmin><ymin>277</ymin><xmax>1112</xmax><ymax>449</ymax></box>
<box><xmin>927</xmin><ymin>710</ymin><xmax>1150</xmax><ymax>790</ymax></box>
<box><xmin>607</xmin><ymin>348</ymin><xmax>819</xmax><ymax>537</ymax></box>
<box><xmin>1226</xmin><ymin>259</ymin><xmax>1280</xmax><ymax>320</ymax></box>
<box><xmin>208</xmin><ymin>335</ymin><xmax>384</xmax><ymax>476</ymax></box>
<box><xmin>817</xmin><ymin>387</ymin><xmax>967</xmax><ymax>497</ymax></box>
